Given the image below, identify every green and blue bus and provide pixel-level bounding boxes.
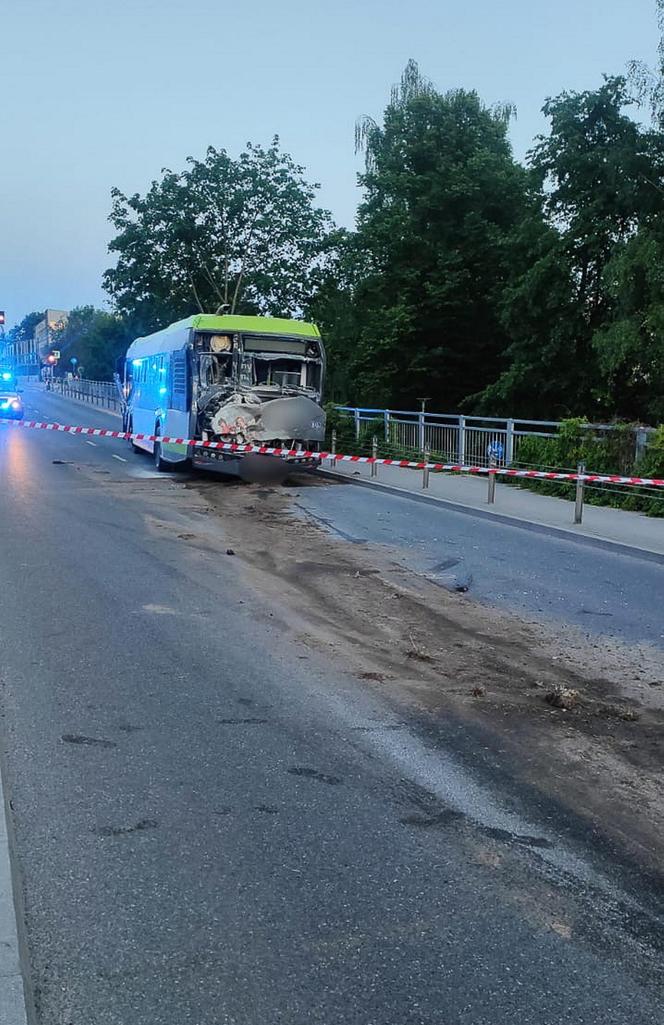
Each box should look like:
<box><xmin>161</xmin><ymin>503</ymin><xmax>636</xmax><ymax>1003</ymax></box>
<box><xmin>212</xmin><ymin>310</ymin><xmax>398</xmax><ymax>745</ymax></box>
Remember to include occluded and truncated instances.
<box><xmin>122</xmin><ymin>314</ymin><xmax>326</xmax><ymax>476</ymax></box>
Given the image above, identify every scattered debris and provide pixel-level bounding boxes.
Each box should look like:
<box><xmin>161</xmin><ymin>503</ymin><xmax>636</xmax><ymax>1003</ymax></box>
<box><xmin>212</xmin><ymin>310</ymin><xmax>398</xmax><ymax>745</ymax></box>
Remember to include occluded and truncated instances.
<box><xmin>471</xmin><ymin>686</ymin><xmax>485</xmax><ymax>698</ymax></box>
<box><xmin>359</xmin><ymin>671</ymin><xmax>386</xmax><ymax>682</ymax></box>
<box><xmin>405</xmin><ymin>631</ymin><xmax>435</xmax><ymax>663</ymax></box>
<box><xmin>405</xmin><ymin>648</ymin><xmax>434</xmax><ymax>663</ymax></box>
<box><xmin>226</xmin><ymin>548</ymin><xmax>235</xmax><ymax>556</ymax></box>
<box><xmin>178</xmin><ymin>532</ymin><xmax>195</xmax><ymax>540</ymax></box>
<box><xmin>545</xmin><ymin>686</ymin><xmax>579</xmax><ymax>710</ymax></box>
<box><xmin>600</xmin><ymin>704</ymin><xmax>640</xmax><ymax>722</ymax></box>
<box><xmin>550</xmin><ymin>921</ymin><xmax>573</xmax><ymax>940</ymax></box>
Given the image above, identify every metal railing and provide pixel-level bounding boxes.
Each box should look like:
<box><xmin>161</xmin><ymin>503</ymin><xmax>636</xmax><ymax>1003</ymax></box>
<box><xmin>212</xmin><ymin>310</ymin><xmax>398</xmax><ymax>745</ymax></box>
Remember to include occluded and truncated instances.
<box><xmin>338</xmin><ymin>407</ymin><xmax>557</xmax><ymax>468</ymax></box>
<box><xmin>49</xmin><ymin>378</ymin><xmax>121</xmax><ymax>412</ymax></box>
<box><xmin>335</xmin><ymin>407</ymin><xmax>653</xmax><ymax>469</ymax></box>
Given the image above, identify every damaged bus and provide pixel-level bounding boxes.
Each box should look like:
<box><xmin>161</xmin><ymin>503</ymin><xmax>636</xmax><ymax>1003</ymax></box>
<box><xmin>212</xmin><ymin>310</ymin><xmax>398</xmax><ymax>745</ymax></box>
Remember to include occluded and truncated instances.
<box><xmin>120</xmin><ymin>314</ymin><xmax>326</xmax><ymax>478</ymax></box>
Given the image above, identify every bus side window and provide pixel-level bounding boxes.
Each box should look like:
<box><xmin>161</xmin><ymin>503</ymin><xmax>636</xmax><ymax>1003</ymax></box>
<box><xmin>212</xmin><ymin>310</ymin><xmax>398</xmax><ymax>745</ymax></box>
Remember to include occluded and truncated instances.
<box><xmin>172</xmin><ymin>350</ymin><xmax>188</xmax><ymax>411</ymax></box>
<box><xmin>160</xmin><ymin>354</ymin><xmax>170</xmax><ymax>402</ymax></box>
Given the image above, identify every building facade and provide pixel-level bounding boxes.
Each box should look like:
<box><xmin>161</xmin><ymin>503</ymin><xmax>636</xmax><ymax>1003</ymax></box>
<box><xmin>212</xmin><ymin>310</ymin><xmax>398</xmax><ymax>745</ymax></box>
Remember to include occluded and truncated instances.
<box><xmin>8</xmin><ymin>309</ymin><xmax>69</xmax><ymax>368</ymax></box>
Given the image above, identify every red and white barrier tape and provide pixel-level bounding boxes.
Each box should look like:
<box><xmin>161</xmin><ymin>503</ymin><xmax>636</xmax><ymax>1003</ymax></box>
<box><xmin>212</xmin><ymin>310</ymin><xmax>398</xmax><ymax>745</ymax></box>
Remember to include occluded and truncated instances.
<box><xmin>3</xmin><ymin>418</ymin><xmax>664</xmax><ymax>488</ymax></box>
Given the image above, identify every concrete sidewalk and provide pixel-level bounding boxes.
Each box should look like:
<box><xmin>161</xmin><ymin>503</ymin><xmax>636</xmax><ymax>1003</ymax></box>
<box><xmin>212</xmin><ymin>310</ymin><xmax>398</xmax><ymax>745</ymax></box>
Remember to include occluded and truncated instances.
<box><xmin>324</xmin><ymin>458</ymin><xmax>664</xmax><ymax>558</ymax></box>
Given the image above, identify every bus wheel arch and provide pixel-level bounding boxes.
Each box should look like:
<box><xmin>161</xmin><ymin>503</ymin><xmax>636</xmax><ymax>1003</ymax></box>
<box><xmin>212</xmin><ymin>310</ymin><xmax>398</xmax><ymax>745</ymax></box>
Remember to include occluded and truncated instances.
<box><xmin>126</xmin><ymin>417</ymin><xmax>141</xmax><ymax>454</ymax></box>
<box><xmin>153</xmin><ymin>422</ymin><xmax>170</xmax><ymax>471</ymax></box>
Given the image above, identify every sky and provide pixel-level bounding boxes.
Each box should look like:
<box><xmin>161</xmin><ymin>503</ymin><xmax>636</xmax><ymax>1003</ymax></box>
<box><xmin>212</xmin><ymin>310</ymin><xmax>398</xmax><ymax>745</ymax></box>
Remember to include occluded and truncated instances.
<box><xmin>0</xmin><ymin>0</ymin><xmax>659</xmax><ymax>328</ymax></box>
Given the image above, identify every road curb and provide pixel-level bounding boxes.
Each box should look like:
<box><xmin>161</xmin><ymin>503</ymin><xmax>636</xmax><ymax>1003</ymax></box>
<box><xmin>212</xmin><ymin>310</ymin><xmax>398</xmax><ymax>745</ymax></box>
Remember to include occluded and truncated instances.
<box><xmin>319</xmin><ymin>468</ymin><xmax>664</xmax><ymax>565</ymax></box>
<box><xmin>0</xmin><ymin>770</ymin><xmax>30</xmax><ymax>1024</ymax></box>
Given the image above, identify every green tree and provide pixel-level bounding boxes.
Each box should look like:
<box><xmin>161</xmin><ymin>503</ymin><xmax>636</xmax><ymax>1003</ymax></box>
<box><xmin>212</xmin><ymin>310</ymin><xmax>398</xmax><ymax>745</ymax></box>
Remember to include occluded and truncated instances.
<box><xmin>3</xmin><ymin>311</ymin><xmax>43</xmax><ymax>361</ymax></box>
<box><xmin>341</xmin><ymin>61</ymin><xmax>536</xmax><ymax>410</ymax></box>
<box><xmin>473</xmin><ymin>226</ymin><xmax>586</xmax><ymax>417</ymax></box>
<box><xmin>593</xmin><ymin>227</ymin><xmax>664</xmax><ymax>422</ymax></box>
<box><xmin>104</xmin><ymin>138</ymin><xmax>335</xmax><ymax>331</ymax></box>
<box><xmin>532</xmin><ymin>78</ymin><xmax>658</xmax><ymax>323</ymax></box>
<box><xmin>477</xmin><ymin>77</ymin><xmax>664</xmax><ymax>418</ymax></box>
<box><xmin>628</xmin><ymin>0</ymin><xmax>664</xmax><ymax>128</ymax></box>
<box><xmin>53</xmin><ymin>307</ymin><xmax>132</xmax><ymax>381</ymax></box>
<box><xmin>306</xmin><ymin>229</ymin><xmax>368</xmax><ymax>402</ymax></box>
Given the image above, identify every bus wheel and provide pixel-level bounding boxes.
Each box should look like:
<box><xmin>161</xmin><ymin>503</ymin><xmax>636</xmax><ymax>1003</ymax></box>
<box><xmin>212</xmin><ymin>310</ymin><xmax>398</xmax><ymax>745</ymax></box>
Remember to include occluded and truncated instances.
<box><xmin>153</xmin><ymin>427</ymin><xmax>169</xmax><ymax>471</ymax></box>
<box><xmin>126</xmin><ymin>418</ymin><xmax>141</xmax><ymax>454</ymax></box>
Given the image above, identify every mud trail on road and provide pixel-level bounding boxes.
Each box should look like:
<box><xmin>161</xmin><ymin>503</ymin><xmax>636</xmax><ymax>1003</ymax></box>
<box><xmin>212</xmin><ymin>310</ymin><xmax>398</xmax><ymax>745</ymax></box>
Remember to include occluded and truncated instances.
<box><xmin>180</xmin><ymin>474</ymin><xmax>664</xmax><ymax>873</ymax></box>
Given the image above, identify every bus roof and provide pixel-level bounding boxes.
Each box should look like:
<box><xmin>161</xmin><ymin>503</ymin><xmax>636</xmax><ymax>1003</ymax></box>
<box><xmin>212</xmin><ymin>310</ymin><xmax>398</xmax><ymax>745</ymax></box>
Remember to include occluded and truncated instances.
<box><xmin>126</xmin><ymin>314</ymin><xmax>321</xmax><ymax>359</ymax></box>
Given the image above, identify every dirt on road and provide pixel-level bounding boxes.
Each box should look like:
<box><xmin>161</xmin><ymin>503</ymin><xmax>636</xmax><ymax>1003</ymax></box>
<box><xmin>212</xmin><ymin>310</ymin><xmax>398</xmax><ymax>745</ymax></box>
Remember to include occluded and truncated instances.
<box><xmin>184</xmin><ymin>473</ymin><xmax>664</xmax><ymax>876</ymax></box>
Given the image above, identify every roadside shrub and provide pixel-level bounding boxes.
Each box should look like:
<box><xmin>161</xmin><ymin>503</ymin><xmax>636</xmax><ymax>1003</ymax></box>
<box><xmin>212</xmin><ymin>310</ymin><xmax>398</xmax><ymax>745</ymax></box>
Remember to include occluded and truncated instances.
<box><xmin>512</xmin><ymin>419</ymin><xmax>664</xmax><ymax>516</ymax></box>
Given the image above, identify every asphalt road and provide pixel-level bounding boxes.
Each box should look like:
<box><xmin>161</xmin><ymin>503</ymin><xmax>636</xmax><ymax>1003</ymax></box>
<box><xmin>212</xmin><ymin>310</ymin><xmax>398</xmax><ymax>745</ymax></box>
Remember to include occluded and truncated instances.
<box><xmin>0</xmin><ymin>385</ymin><xmax>662</xmax><ymax>1024</ymax></box>
<box><xmin>296</xmin><ymin>477</ymin><xmax>664</xmax><ymax>649</ymax></box>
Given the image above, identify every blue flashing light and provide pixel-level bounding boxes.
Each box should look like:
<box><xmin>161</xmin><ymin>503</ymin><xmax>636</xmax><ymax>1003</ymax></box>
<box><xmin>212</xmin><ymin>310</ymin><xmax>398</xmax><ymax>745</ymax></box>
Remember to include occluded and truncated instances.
<box><xmin>1</xmin><ymin>373</ymin><xmax>12</xmax><ymax>381</ymax></box>
<box><xmin>131</xmin><ymin>359</ymin><xmax>143</xmax><ymax>367</ymax></box>
<box><xmin>0</xmin><ymin>402</ymin><xmax>9</xmax><ymax>410</ymax></box>
<box><xmin>158</xmin><ymin>387</ymin><xmax>168</xmax><ymax>395</ymax></box>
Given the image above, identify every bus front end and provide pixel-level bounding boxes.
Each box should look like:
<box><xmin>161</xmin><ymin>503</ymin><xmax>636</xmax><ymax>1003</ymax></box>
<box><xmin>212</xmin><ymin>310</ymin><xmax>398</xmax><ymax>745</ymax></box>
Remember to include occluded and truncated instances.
<box><xmin>191</xmin><ymin>320</ymin><xmax>326</xmax><ymax>480</ymax></box>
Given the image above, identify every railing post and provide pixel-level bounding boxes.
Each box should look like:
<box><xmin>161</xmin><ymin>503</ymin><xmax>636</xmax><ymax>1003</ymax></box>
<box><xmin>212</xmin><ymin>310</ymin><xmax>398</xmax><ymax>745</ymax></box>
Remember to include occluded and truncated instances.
<box><xmin>506</xmin><ymin>418</ymin><xmax>515</xmax><ymax>465</ymax></box>
<box><xmin>422</xmin><ymin>446</ymin><xmax>430</xmax><ymax>490</ymax></box>
<box><xmin>371</xmin><ymin>435</ymin><xmax>378</xmax><ymax>477</ymax></box>
<box><xmin>457</xmin><ymin>415</ymin><xmax>466</xmax><ymax>466</ymax></box>
<box><xmin>384</xmin><ymin>409</ymin><xmax>390</xmax><ymax>443</ymax></box>
<box><xmin>635</xmin><ymin>427</ymin><xmax>648</xmax><ymax>463</ymax></box>
<box><xmin>574</xmin><ymin>462</ymin><xmax>585</xmax><ymax>524</ymax></box>
<box><xmin>418</xmin><ymin>412</ymin><xmax>425</xmax><ymax>453</ymax></box>
<box><xmin>331</xmin><ymin>429</ymin><xmax>337</xmax><ymax>468</ymax></box>
<box><xmin>354</xmin><ymin>408</ymin><xmax>361</xmax><ymax>441</ymax></box>
<box><xmin>487</xmin><ymin>456</ymin><xmax>497</xmax><ymax>504</ymax></box>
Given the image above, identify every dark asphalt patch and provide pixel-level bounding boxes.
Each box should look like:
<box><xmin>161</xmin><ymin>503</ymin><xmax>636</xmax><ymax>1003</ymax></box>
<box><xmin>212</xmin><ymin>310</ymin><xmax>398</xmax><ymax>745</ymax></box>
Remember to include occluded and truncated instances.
<box><xmin>400</xmin><ymin>809</ymin><xmax>464</xmax><ymax>828</ymax></box>
<box><xmin>430</xmin><ymin>557</ymin><xmax>462</xmax><ymax>572</ymax></box>
<box><xmin>288</xmin><ymin>766</ymin><xmax>342</xmax><ymax>785</ymax></box>
<box><xmin>61</xmin><ymin>734</ymin><xmax>117</xmax><ymax>749</ymax></box>
<box><xmin>217</xmin><ymin>717</ymin><xmax>268</xmax><ymax>725</ymax></box>
<box><xmin>351</xmin><ymin>723</ymin><xmax>405</xmax><ymax>732</ymax></box>
<box><xmin>485</xmin><ymin>826</ymin><xmax>553</xmax><ymax>850</ymax></box>
<box><xmin>96</xmin><ymin>818</ymin><xmax>158</xmax><ymax>838</ymax></box>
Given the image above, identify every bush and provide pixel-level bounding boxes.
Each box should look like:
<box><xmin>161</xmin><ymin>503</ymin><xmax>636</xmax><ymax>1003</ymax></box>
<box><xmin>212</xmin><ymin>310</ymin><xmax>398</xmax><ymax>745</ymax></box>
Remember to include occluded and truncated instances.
<box><xmin>512</xmin><ymin>419</ymin><xmax>664</xmax><ymax>517</ymax></box>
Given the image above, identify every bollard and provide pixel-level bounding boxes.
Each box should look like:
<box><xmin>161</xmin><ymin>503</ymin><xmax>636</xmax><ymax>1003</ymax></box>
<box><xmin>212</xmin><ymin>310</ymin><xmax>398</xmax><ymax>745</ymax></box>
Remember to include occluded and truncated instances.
<box><xmin>331</xmin><ymin>429</ymin><xmax>337</xmax><ymax>468</ymax></box>
<box><xmin>371</xmin><ymin>436</ymin><xmax>378</xmax><ymax>477</ymax></box>
<box><xmin>487</xmin><ymin>457</ymin><xmax>497</xmax><ymax>504</ymax></box>
<box><xmin>574</xmin><ymin>461</ymin><xmax>585</xmax><ymax>524</ymax></box>
<box><xmin>422</xmin><ymin>446</ymin><xmax>430</xmax><ymax>489</ymax></box>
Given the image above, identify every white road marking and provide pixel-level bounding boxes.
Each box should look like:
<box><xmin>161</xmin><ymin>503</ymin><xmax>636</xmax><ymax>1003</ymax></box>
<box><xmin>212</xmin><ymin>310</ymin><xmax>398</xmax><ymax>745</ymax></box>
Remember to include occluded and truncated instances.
<box><xmin>85</xmin><ymin>441</ymin><xmax>97</xmax><ymax>447</ymax></box>
<box><xmin>111</xmin><ymin>454</ymin><xmax>127</xmax><ymax>463</ymax></box>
